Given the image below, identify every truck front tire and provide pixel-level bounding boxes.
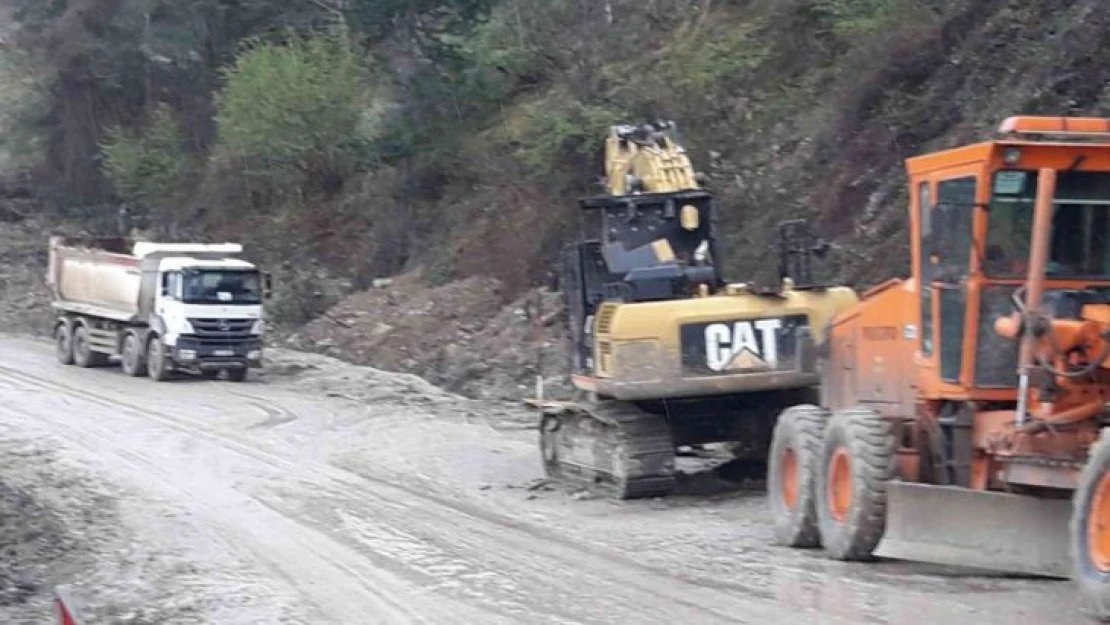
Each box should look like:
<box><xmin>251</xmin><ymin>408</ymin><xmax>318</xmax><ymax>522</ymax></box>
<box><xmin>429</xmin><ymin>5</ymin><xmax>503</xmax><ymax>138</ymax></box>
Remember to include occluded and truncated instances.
<box><xmin>226</xmin><ymin>368</ymin><xmax>248</xmax><ymax>383</ymax></box>
<box><xmin>55</xmin><ymin>323</ymin><xmax>75</xmax><ymax>365</ymax></box>
<box><xmin>147</xmin><ymin>338</ymin><xmax>171</xmax><ymax>382</ymax></box>
<box><xmin>120</xmin><ymin>332</ymin><xmax>147</xmax><ymax>377</ymax></box>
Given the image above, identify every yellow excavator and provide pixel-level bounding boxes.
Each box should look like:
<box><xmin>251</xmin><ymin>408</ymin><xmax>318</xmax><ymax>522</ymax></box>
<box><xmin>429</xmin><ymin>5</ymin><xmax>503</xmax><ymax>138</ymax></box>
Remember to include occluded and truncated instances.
<box><xmin>532</xmin><ymin>121</ymin><xmax>859</xmax><ymax>499</ymax></box>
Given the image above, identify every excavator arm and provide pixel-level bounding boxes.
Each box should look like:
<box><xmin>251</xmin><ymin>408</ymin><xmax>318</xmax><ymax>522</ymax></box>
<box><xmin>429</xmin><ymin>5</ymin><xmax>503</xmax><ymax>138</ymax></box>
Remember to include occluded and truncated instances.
<box><xmin>605</xmin><ymin>121</ymin><xmax>705</xmax><ymax>195</ymax></box>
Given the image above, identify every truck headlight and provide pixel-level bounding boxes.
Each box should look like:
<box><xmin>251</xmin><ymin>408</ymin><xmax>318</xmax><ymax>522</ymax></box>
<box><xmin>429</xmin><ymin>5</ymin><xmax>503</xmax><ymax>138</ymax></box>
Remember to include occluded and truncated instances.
<box><xmin>247</xmin><ymin>349</ymin><xmax>262</xmax><ymax>361</ymax></box>
<box><xmin>178</xmin><ymin>349</ymin><xmax>197</xmax><ymax>361</ymax></box>
<box><xmin>251</xmin><ymin>319</ymin><xmax>265</xmax><ymax>335</ymax></box>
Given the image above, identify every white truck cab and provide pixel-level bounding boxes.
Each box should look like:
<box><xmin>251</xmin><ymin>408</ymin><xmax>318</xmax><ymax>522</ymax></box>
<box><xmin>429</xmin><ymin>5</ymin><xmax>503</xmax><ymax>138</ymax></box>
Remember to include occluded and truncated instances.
<box><xmin>155</xmin><ymin>255</ymin><xmax>267</xmax><ymax>366</ymax></box>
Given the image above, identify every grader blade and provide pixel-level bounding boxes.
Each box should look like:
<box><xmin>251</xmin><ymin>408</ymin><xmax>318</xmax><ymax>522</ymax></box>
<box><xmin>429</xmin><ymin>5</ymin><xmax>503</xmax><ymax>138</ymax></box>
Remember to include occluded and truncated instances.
<box><xmin>876</xmin><ymin>481</ymin><xmax>1074</xmax><ymax>578</ymax></box>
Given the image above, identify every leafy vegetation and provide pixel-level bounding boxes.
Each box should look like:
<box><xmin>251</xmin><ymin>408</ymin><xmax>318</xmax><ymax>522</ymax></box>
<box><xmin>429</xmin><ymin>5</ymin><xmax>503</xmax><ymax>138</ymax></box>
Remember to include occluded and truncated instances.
<box><xmin>101</xmin><ymin>104</ymin><xmax>187</xmax><ymax>205</ymax></box>
<box><xmin>212</xmin><ymin>30</ymin><xmax>371</xmax><ymax>198</ymax></box>
<box><xmin>3</xmin><ymin>0</ymin><xmax>1110</xmax><ymax>322</ymax></box>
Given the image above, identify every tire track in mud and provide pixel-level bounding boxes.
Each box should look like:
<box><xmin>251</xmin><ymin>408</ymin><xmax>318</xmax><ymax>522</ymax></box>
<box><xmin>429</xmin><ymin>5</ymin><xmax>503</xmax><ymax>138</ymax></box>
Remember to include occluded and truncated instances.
<box><xmin>0</xmin><ymin>363</ymin><xmax>841</xmax><ymax>625</ymax></box>
<box><xmin>0</xmin><ymin>400</ymin><xmax>463</xmax><ymax>625</ymax></box>
<box><xmin>0</xmin><ymin>370</ymin><xmax>517</xmax><ymax>624</ymax></box>
<box><xmin>244</xmin><ymin>400</ymin><xmax>299</xmax><ymax>429</ymax></box>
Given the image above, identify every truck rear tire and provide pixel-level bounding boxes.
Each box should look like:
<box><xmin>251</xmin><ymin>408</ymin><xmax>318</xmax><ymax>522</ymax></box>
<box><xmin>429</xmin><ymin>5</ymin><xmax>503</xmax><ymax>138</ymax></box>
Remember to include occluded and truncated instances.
<box><xmin>55</xmin><ymin>323</ymin><xmax>75</xmax><ymax>365</ymax></box>
<box><xmin>72</xmin><ymin>325</ymin><xmax>108</xmax><ymax>368</ymax></box>
<box><xmin>147</xmin><ymin>338</ymin><xmax>171</xmax><ymax>382</ymax></box>
<box><xmin>120</xmin><ymin>332</ymin><xmax>147</xmax><ymax>377</ymax></box>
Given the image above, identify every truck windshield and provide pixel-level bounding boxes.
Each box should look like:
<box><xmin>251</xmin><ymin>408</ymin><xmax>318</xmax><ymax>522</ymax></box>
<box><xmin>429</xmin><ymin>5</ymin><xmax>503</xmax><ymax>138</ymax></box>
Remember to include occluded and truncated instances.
<box><xmin>984</xmin><ymin>170</ymin><xmax>1110</xmax><ymax>279</ymax></box>
<box><xmin>182</xmin><ymin>270</ymin><xmax>261</xmax><ymax>304</ymax></box>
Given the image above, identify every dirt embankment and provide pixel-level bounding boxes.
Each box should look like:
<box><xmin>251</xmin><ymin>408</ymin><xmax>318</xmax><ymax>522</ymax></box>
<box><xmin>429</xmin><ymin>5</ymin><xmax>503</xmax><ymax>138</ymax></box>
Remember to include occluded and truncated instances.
<box><xmin>0</xmin><ymin>219</ymin><xmax>51</xmax><ymax>336</ymax></box>
<box><xmin>0</xmin><ymin>454</ymin><xmax>73</xmax><ymax>621</ymax></box>
<box><xmin>0</xmin><ymin>432</ymin><xmax>208</xmax><ymax>624</ymax></box>
<box><xmin>284</xmin><ymin>271</ymin><xmax>572</xmax><ymax>401</ymax></box>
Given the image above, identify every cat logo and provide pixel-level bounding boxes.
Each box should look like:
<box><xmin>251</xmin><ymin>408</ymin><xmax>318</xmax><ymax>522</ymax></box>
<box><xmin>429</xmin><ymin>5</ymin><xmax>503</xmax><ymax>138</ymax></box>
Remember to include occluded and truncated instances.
<box><xmin>704</xmin><ymin>318</ymin><xmax>782</xmax><ymax>372</ymax></box>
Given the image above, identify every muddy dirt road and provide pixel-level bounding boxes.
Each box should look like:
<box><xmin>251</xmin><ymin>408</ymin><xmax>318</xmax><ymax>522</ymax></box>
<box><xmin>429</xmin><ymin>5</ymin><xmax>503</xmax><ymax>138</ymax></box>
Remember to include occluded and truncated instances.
<box><xmin>0</xmin><ymin>334</ymin><xmax>1090</xmax><ymax>624</ymax></box>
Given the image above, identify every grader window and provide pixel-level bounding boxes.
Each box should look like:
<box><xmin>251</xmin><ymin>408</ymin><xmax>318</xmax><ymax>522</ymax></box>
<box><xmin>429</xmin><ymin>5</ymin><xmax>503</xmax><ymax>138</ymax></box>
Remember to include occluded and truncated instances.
<box><xmin>931</xmin><ymin>177</ymin><xmax>977</xmax><ymax>282</ymax></box>
<box><xmin>985</xmin><ymin>170</ymin><xmax>1110</xmax><ymax>279</ymax></box>
<box><xmin>918</xmin><ymin>181</ymin><xmax>934</xmax><ymax>357</ymax></box>
<box><xmin>929</xmin><ymin>176</ymin><xmax>976</xmax><ymax>382</ymax></box>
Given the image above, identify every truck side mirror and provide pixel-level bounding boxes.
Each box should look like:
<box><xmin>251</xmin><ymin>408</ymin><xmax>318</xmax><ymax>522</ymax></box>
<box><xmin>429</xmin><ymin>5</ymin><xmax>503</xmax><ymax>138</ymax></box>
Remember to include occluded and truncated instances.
<box><xmin>263</xmin><ymin>272</ymin><xmax>273</xmax><ymax>300</ymax></box>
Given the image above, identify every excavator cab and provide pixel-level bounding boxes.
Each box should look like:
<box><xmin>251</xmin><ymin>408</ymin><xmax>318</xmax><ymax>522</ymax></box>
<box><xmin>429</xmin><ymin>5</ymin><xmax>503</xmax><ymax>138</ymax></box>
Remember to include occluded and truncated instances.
<box><xmin>563</xmin><ymin>187</ymin><xmax>722</xmax><ymax>374</ymax></box>
<box><xmin>563</xmin><ymin>185</ymin><xmax>836</xmax><ymax>378</ymax></box>
<box><xmin>767</xmin><ymin>116</ymin><xmax>1110</xmax><ymax>621</ymax></box>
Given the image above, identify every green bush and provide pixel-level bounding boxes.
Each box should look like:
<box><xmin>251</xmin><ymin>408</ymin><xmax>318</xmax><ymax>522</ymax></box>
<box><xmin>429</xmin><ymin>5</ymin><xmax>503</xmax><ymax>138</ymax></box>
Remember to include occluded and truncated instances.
<box><xmin>457</xmin><ymin>7</ymin><xmax>552</xmax><ymax>110</ymax></box>
<box><xmin>658</xmin><ymin>20</ymin><xmax>768</xmax><ymax>93</ymax></box>
<box><xmin>812</xmin><ymin>0</ymin><xmax>912</xmax><ymax>40</ymax></box>
<box><xmin>519</xmin><ymin>97</ymin><xmax>620</xmax><ymax>178</ymax></box>
<box><xmin>0</xmin><ymin>44</ymin><xmax>48</xmax><ymax>172</ymax></box>
<box><xmin>100</xmin><ymin>104</ymin><xmax>188</xmax><ymax>204</ymax></box>
<box><xmin>212</xmin><ymin>29</ymin><xmax>372</xmax><ymax>197</ymax></box>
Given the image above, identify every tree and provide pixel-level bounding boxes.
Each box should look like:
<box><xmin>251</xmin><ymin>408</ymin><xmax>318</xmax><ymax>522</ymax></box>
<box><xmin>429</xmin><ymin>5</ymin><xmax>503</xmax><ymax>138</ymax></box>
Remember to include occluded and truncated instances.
<box><xmin>212</xmin><ymin>29</ymin><xmax>372</xmax><ymax>198</ymax></box>
<box><xmin>345</xmin><ymin>0</ymin><xmax>494</xmax><ymax>59</ymax></box>
<box><xmin>100</xmin><ymin>103</ymin><xmax>188</xmax><ymax>204</ymax></box>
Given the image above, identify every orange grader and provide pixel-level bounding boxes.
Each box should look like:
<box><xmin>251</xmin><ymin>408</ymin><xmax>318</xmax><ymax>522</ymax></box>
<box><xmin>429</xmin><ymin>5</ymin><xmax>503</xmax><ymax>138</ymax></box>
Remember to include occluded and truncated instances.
<box><xmin>768</xmin><ymin>116</ymin><xmax>1110</xmax><ymax>620</ymax></box>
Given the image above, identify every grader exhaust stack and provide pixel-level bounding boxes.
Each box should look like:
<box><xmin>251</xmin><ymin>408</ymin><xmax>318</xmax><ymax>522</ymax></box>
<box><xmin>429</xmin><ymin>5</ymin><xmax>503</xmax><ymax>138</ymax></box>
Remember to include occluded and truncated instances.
<box><xmin>766</xmin><ymin>116</ymin><xmax>1110</xmax><ymax>620</ymax></box>
<box><xmin>1015</xmin><ymin>168</ymin><xmax>1057</xmax><ymax>427</ymax></box>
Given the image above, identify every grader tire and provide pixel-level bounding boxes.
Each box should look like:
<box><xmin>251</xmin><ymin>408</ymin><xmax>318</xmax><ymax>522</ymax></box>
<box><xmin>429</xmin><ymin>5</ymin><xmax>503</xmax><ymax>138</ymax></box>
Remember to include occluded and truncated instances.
<box><xmin>1071</xmin><ymin>427</ymin><xmax>1110</xmax><ymax>621</ymax></box>
<box><xmin>816</xmin><ymin>406</ymin><xmax>896</xmax><ymax>561</ymax></box>
<box><xmin>767</xmin><ymin>404</ymin><xmax>827</xmax><ymax>548</ymax></box>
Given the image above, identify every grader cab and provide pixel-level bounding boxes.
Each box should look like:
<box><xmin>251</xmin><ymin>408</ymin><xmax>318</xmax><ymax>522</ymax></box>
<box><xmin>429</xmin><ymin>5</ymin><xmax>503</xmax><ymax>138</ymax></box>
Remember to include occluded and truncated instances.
<box><xmin>767</xmin><ymin>116</ymin><xmax>1110</xmax><ymax>620</ymax></box>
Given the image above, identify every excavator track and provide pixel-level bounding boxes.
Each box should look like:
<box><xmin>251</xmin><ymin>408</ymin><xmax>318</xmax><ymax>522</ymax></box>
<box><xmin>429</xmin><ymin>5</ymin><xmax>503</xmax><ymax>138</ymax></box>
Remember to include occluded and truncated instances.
<box><xmin>538</xmin><ymin>400</ymin><xmax>676</xmax><ymax>499</ymax></box>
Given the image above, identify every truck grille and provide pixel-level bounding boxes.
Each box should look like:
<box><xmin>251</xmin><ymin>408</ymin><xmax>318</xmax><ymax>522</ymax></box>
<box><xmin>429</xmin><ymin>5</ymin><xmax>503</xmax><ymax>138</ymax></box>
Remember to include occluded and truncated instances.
<box><xmin>188</xmin><ymin>318</ymin><xmax>255</xmax><ymax>342</ymax></box>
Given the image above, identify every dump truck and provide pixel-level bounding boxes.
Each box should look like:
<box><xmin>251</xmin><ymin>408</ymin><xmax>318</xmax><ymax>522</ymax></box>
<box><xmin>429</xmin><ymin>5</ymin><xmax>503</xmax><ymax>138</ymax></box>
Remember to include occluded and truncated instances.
<box><xmin>47</xmin><ymin>236</ymin><xmax>271</xmax><ymax>381</ymax></box>
<box><xmin>531</xmin><ymin>121</ymin><xmax>859</xmax><ymax>499</ymax></box>
<box><xmin>766</xmin><ymin>115</ymin><xmax>1110</xmax><ymax>621</ymax></box>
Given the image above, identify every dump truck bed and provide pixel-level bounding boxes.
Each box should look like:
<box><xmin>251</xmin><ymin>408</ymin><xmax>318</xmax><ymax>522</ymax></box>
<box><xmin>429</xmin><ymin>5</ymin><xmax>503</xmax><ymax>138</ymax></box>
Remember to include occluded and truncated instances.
<box><xmin>47</xmin><ymin>236</ymin><xmax>145</xmax><ymax>322</ymax></box>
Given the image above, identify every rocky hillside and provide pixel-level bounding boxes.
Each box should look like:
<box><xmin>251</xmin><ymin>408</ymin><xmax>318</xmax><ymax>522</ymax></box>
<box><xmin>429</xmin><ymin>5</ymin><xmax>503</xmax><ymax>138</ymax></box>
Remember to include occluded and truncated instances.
<box><xmin>6</xmin><ymin>1</ymin><xmax>1110</xmax><ymax>297</ymax></box>
<box><xmin>4</xmin><ymin>0</ymin><xmax>1110</xmax><ymax>399</ymax></box>
<box><xmin>316</xmin><ymin>0</ymin><xmax>1110</xmax><ymax>291</ymax></box>
<box><xmin>0</xmin><ymin>219</ymin><xmax>51</xmax><ymax>336</ymax></box>
<box><xmin>285</xmin><ymin>272</ymin><xmax>569</xmax><ymax>400</ymax></box>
